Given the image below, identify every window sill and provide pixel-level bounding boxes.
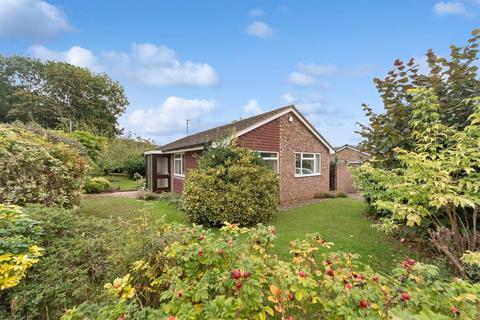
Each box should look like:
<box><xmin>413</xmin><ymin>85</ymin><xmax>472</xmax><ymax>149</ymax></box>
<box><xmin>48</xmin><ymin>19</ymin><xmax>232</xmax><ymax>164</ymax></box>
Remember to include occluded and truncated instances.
<box><xmin>294</xmin><ymin>173</ymin><xmax>322</xmax><ymax>178</ymax></box>
<box><xmin>174</xmin><ymin>174</ymin><xmax>185</xmax><ymax>178</ymax></box>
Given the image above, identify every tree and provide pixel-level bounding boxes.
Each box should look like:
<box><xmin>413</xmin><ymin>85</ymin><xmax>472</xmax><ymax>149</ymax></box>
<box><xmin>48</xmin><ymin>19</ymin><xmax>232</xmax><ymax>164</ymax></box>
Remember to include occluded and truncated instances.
<box><xmin>0</xmin><ymin>56</ymin><xmax>128</xmax><ymax>137</ymax></box>
<box><xmin>353</xmin><ymin>88</ymin><xmax>480</xmax><ymax>275</ymax></box>
<box><xmin>358</xmin><ymin>29</ymin><xmax>480</xmax><ymax>168</ymax></box>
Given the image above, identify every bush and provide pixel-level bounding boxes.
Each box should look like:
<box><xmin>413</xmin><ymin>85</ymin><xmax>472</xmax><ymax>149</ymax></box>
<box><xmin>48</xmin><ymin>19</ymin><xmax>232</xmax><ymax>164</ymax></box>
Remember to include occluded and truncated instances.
<box><xmin>63</xmin><ymin>223</ymin><xmax>480</xmax><ymax>319</ymax></box>
<box><xmin>142</xmin><ymin>192</ymin><xmax>160</xmax><ymax>201</ymax></box>
<box><xmin>0</xmin><ymin>204</ymin><xmax>42</xmax><ymax>291</ymax></box>
<box><xmin>84</xmin><ymin>177</ymin><xmax>111</xmax><ymax>194</ymax></box>
<box><xmin>0</xmin><ymin>124</ymin><xmax>89</xmax><ymax>208</ymax></box>
<box><xmin>314</xmin><ymin>192</ymin><xmax>336</xmax><ymax>199</ymax></box>
<box><xmin>157</xmin><ymin>192</ymin><xmax>183</xmax><ymax>209</ymax></box>
<box><xmin>336</xmin><ymin>192</ymin><xmax>348</xmax><ymax>198</ymax></box>
<box><xmin>123</xmin><ymin>156</ymin><xmax>145</xmax><ymax>179</ymax></box>
<box><xmin>0</xmin><ymin>205</ymin><xmax>170</xmax><ymax>319</ymax></box>
<box><xmin>183</xmin><ymin>144</ymin><xmax>278</xmax><ymax>227</ymax></box>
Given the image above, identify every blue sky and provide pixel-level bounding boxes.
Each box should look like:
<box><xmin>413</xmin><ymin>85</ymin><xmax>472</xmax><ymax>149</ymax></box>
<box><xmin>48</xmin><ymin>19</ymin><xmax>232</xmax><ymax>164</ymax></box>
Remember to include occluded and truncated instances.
<box><xmin>0</xmin><ymin>0</ymin><xmax>478</xmax><ymax>146</ymax></box>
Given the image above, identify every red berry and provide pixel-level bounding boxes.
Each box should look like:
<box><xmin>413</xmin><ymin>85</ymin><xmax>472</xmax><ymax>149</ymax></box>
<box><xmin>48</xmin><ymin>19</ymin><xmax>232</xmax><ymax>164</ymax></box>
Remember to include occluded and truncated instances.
<box><xmin>371</xmin><ymin>275</ymin><xmax>379</xmax><ymax>282</ymax></box>
<box><xmin>297</xmin><ymin>271</ymin><xmax>306</xmax><ymax>278</ymax></box>
<box><xmin>242</xmin><ymin>271</ymin><xmax>251</xmax><ymax>278</ymax></box>
<box><xmin>354</xmin><ymin>273</ymin><xmax>364</xmax><ymax>280</ymax></box>
<box><xmin>177</xmin><ymin>289</ymin><xmax>184</xmax><ymax>297</ymax></box>
<box><xmin>118</xmin><ymin>315</ymin><xmax>125</xmax><ymax>320</ymax></box>
<box><xmin>359</xmin><ymin>299</ymin><xmax>368</xmax><ymax>308</ymax></box>
<box><xmin>227</xmin><ymin>238</ymin><xmax>233</xmax><ymax>245</ymax></box>
<box><xmin>235</xmin><ymin>280</ymin><xmax>242</xmax><ymax>289</ymax></box>
<box><xmin>401</xmin><ymin>292</ymin><xmax>409</xmax><ymax>302</ymax></box>
<box><xmin>167</xmin><ymin>316</ymin><xmax>177</xmax><ymax>320</ymax></box>
<box><xmin>231</xmin><ymin>269</ymin><xmax>241</xmax><ymax>280</ymax></box>
<box><xmin>198</xmin><ymin>248</ymin><xmax>203</xmax><ymax>257</ymax></box>
<box><xmin>288</xmin><ymin>292</ymin><xmax>294</xmax><ymax>301</ymax></box>
<box><xmin>326</xmin><ymin>269</ymin><xmax>334</xmax><ymax>277</ymax></box>
<box><xmin>344</xmin><ymin>283</ymin><xmax>353</xmax><ymax>289</ymax></box>
<box><xmin>287</xmin><ymin>316</ymin><xmax>295</xmax><ymax>320</ymax></box>
<box><xmin>451</xmin><ymin>306</ymin><xmax>459</xmax><ymax>314</ymax></box>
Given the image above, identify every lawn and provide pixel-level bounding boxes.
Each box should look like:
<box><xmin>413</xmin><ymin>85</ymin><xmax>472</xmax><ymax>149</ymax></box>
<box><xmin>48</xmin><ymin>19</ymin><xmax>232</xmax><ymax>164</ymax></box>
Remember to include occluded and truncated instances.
<box><xmin>79</xmin><ymin>197</ymin><xmax>418</xmax><ymax>270</ymax></box>
<box><xmin>105</xmin><ymin>174</ymin><xmax>138</xmax><ymax>191</ymax></box>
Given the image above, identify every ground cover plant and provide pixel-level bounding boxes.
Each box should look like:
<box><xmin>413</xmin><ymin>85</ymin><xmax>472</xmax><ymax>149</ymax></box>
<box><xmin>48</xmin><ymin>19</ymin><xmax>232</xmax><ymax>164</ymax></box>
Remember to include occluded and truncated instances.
<box><xmin>62</xmin><ymin>221</ymin><xmax>480</xmax><ymax>319</ymax></box>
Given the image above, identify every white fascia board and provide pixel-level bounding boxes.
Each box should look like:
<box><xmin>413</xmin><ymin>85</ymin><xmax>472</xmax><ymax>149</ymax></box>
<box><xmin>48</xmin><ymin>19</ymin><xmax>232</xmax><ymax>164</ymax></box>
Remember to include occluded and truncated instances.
<box><xmin>144</xmin><ymin>145</ymin><xmax>204</xmax><ymax>156</ymax></box>
<box><xmin>336</xmin><ymin>145</ymin><xmax>371</xmax><ymax>157</ymax></box>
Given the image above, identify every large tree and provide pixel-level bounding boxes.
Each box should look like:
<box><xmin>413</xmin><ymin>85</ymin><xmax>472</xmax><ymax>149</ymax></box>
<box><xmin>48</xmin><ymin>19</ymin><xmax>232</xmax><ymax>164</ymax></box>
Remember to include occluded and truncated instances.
<box><xmin>358</xmin><ymin>29</ymin><xmax>480</xmax><ymax>168</ymax></box>
<box><xmin>0</xmin><ymin>55</ymin><xmax>128</xmax><ymax>137</ymax></box>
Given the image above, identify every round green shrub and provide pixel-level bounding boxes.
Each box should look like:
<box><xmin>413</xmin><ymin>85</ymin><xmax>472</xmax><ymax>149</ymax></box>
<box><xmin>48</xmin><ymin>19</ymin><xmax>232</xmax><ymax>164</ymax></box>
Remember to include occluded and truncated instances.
<box><xmin>0</xmin><ymin>124</ymin><xmax>89</xmax><ymax>208</ymax></box>
<box><xmin>84</xmin><ymin>177</ymin><xmax>110</xmax><ymax>194</ymax></box>
<box><xmin>183</xmin><ymin>144</ymin><xmax>278</xmax><ymax>227</ymax></box>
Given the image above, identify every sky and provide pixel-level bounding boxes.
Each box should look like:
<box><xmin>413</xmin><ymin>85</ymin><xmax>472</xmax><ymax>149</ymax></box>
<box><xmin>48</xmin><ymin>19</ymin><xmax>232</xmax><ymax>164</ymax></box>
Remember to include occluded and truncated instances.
<box><xmin>0</xmin><ymin>0</ymin><xmax>478</xmax><ymax>146</ymax></box>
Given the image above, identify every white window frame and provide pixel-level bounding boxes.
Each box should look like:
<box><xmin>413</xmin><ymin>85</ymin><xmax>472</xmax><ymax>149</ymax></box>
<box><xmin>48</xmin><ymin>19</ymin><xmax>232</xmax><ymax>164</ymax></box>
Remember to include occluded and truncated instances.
<box><xmin>295</xmin><ymin>152</ymin><xmax>321</xmax><ymax>177</ymax></box>
<box><xmin>173</xmin><ymin>153</ymin><xmax>185</xmax><ymax>177</ymax></box>
<box><xmin>257</xmin><ymin>151</ymin><xmax>279</xmax><ymax>174</ymax></box>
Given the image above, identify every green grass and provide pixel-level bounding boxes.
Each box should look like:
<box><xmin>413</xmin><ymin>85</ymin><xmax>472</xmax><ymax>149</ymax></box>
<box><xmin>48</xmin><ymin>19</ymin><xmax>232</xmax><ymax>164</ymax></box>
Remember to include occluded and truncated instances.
<box><xmin>105</xmin><ymin>175</ymin><xmax>138</xmax><ymax>191</ymax></box>
<box><xmin>79</xmin><ymin>197</ymin><xmax>418</xmax><ymax>270</ymax></box>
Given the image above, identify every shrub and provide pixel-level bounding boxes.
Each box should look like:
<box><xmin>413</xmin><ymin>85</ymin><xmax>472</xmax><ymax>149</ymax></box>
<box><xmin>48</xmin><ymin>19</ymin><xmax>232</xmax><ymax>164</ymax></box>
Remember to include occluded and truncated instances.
<box><xmin>183</xmin><ymin>144</ymin><xmax>278</xmax><ymax>227</ymax></box>
<box><xmin>336</xmin><ymin>192</ymin><xmax>348</xmax><ymax>198</ymax></box>
<box><xmin>142</xmin><ymin>192</ymin><xmax>160</xmax><ymax>201</ymax></box>
<box><xmin>0</xmin><ymin>204</ymin><xmax>42</xmax><ymax>290</ymax></box>
<box><xmin>63</xmin><ymin>223</ymin><xmax>480</xmax><ymax>319</ymax></box>
<box><xmin>157</xmin><ymin>192</ymin><xmax>183</xmax><ymax>209</ymax></box>
<box><xmin>84</xmin><ymin>177</ymin><xmax>111</xmax><ymax>194</ymax></box>
<box><xmin>0</xmin><ymin>124</ymin><xmax>89</xmax><ymax>208</ymax></box>
<box><xmin>0</xmin><ymin>205</ymin><xmax>170</xmax><ymax>319</ymax></box>
<box><xmin>123</xmin><ymin>156</ymin><xmax>146</xmax><ymax>179</ymax></box>
<box><xmin>314</xmin><ymin>192</ymin><xmax>336</xmax><ymax>199</ymax></box>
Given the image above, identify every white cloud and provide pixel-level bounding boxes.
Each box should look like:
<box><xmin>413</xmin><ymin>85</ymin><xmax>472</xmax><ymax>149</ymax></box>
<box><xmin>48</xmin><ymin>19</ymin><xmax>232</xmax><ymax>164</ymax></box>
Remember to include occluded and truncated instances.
<box><xmin>0</xmin><ymin>0</ymin><xmax>72</xmax><ymax>38</ymax></box>
<box><xmin>280</xmin><ymin>92</ymin><xmax>337</xmax><ymax>117</ymax></box>
<box><xmin>128</xmin><ymin>96</ymin><xmax>215</xmax><ymax>136</ymax></box>
<box><xmin>243</xmin><ymin>99</ymin><xmax>263</xmax><ymax>115</ymax></box>
<box><xmin>29</xmin><ymin>43</ymin><xmax>219</xmax><ymax>87</ymax></box>
<box><xmin>29</xmin><ymin>45</ymin><xmax>101</xmax><ymax>71</ymax></box>
<box><xmin>249</xmin><ymin>9</ymin><xmax>264</xmax><ymax>16</ymax></box>
<box><xmin>298</xmin><ymin>63</ymin><xmax>338</xmax><ymax>76</ymax></box>
<box><xmin>287</xmin><ymin>72</ymin><xmax>318</xmax><ymax>87</ymax></box>
<box><xmin>433</xmin><ymin>1</ymin><xmax>471</xmax><ymax>16</ymax></box>
<box><xmin>247</xmin><ymin>21</ymin><xmax>274</xmax><ymax>39</ymax></box>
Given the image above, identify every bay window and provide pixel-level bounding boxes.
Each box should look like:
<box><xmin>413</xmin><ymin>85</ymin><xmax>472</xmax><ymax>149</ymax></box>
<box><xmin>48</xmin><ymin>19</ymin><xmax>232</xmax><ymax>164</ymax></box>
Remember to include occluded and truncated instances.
<box><xmin>295</xmin><ymin>153</ymin><xmax>321</xmax><ymax>177</ymax></box>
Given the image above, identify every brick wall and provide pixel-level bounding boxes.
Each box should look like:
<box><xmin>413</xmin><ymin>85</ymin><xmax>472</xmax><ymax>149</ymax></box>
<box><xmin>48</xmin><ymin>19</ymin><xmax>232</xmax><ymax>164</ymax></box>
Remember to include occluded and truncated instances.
<box><xmin>334</xmin><ymin>147</ymin><xmax>370</xmax><ymax>193</ymax></box>
<box><xmin>278</xmin><ymin>112</ymin><xmax>330</xmax><ymax>203</ymax></box>
<box><xmin>171</xmin><ymin>150</ymin><xmax>201</xmax><ymax>193</ymax></box>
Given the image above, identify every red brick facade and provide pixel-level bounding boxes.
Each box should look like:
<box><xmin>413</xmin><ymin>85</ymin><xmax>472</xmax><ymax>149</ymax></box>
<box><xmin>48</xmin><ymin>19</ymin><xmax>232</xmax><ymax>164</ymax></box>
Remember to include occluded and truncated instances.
<box><xmin>334</xmin><ymin>147</ymin><xmax>370</xmax><ymax>193</ymax></box>
<box><xmin>171</xmin><ymin>151</ymin><xmax>200</xmax><ymax>193</ymax></box>
<box><xmin>278</xmin><ymin>112</ymin><xmax>330</xmax><ymax>203</ymax></box>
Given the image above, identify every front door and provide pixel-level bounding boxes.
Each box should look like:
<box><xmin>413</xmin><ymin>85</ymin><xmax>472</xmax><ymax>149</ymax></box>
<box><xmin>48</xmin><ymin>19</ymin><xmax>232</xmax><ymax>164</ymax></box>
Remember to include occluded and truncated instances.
<box><xmin>155</xmin><ymin>155</ymin><xmax>170</xmax><ymax>192</ymax></box>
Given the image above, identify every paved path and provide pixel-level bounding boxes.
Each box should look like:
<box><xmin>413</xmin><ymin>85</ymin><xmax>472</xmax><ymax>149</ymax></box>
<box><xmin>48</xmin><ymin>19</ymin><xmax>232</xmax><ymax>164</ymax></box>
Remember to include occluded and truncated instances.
<box><xmin>85</xmin><ymin>190</ymin><xmax>143</xmax><ymax>199</ymax></box>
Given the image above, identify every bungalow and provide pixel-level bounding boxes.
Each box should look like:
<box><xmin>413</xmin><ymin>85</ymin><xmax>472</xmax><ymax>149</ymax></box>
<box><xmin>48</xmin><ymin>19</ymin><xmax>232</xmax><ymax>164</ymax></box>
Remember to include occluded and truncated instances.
<box><xmin>144</xmin><ymin>105</ymin><xmax>365</xmax><ymax>203</ymax></box>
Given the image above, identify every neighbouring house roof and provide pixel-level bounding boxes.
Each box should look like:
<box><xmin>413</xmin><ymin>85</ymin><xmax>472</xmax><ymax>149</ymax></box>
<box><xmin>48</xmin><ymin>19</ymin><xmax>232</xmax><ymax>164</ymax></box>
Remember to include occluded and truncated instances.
<box><xmin>335</xmin><ymin>144</ymin><xmax>371</xmax><ymax>157</ymax></box>
<box><xmin>145</xmin><ymin>105</ymin><xmax>335</xmax><ymax>155</ymax></box>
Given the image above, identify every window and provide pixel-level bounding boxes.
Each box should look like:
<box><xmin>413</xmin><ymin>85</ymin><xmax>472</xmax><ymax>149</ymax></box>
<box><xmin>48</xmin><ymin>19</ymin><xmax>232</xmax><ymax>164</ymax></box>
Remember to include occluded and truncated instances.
<box><xmin>295</xmin><ymin>153</ymin><xmax>321</xmax><ymax>177</ymax></box>
<box><xmin>174</xmin><ymin>154</ymin><xmax>185</xmax><ymax>176</ymax></box>
<box><xmin>259</xmin><ymin>152</ymin><xmax>279</xmax><ymax>174</ymax></box>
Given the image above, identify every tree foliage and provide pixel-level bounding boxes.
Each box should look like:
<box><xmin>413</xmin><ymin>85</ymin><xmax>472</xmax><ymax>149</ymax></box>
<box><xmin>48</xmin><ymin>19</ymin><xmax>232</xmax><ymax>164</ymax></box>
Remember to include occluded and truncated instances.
<box><xmin>183</xmin><ymin>143</ymin><xmax>278</xmax><ymax>227</ymax></box>
<box><xmin>353</xmin><ymin>88</ymin><xmax>480</xmax><ymax>276</ymax></box>
<box><xmin>358</xmin><ymin>29</ymin><xmax>480</xmax><ymax>168</ymax></box>
<box><xmin>0</xmin><ymin>55</ymin><xmax>128</xmax><ymax>137</ymax></box>
<box><xmin>0</xmin><ymin>124</ymin><xmax>89</xmax><ymax>208</ymax></box>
